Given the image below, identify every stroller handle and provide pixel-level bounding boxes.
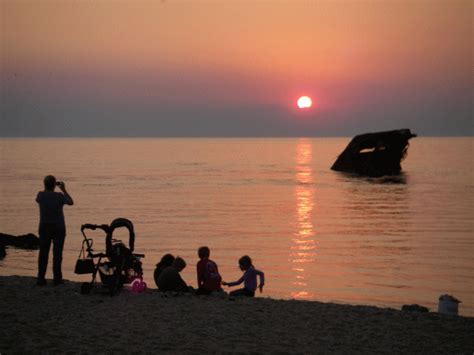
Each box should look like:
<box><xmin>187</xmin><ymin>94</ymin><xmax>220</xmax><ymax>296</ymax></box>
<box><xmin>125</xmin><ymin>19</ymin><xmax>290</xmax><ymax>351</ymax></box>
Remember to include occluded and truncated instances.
<box><xmin>81</xmin><ymin>224</ymin><xmax>96</xmax><ymax>231</ymax></box>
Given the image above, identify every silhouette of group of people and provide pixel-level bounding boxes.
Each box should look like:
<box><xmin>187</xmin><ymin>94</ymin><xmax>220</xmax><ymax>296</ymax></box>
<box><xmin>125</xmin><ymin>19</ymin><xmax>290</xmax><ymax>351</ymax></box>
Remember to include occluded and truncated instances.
<box><xmin>154</xmin><ymin>247</ymin><xmax>265</xmax><ymax>297</ymax></box>
<box><xmin>36</xmin><ymin>175</ymin><xmax>265</xmax><ymax>297</ymax></box>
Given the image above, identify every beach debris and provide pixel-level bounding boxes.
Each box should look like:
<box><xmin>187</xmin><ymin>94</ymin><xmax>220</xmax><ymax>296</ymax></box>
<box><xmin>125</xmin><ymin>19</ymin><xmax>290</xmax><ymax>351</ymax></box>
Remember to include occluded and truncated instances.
<box><xmin>402</xmin><ymin>304</ymin><xmax>429</xmax><ymax>313</ymax></box>
<box><xmin>331</xmin><ymin>129</ymin><xmax>417</xmax><ymax>177</ymax></box>
<box><xmin>438</xmin><ymin>294</ymin><xmax>461</xmax><ymax>316</ymax></box>
<box><xmin>0</xmin><ymin>233</ymin><xmax>39</xmax><ymax>250</ymax></box>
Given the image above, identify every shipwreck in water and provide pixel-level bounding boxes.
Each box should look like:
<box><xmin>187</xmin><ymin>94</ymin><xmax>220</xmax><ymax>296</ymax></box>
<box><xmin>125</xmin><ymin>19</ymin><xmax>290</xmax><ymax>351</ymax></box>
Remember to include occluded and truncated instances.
<box><xmin>331</xmin><ymin>129</ymin><xmax>417</xmax><ymax>177</ymax></box>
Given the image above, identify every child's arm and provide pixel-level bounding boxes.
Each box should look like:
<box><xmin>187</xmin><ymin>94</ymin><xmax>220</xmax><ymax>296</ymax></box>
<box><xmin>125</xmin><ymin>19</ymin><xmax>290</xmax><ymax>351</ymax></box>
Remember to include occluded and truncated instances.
<box><xmin>256</xmin><ymin>269</ymin><xmax>265</xmax><ymax>292</ymax></box>
<box><xmin>223</xmin><ymin>275</ymin><xmax>244</xmax><ymax>287</ymax></box>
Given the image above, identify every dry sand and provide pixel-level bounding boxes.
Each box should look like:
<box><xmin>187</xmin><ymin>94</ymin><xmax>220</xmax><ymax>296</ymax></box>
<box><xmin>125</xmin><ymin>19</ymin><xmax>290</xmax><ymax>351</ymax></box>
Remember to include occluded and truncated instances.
<box><xmin>0</xmin><ymin>276</ymin><xmax>472</xmax><ymax>354</ymax></box>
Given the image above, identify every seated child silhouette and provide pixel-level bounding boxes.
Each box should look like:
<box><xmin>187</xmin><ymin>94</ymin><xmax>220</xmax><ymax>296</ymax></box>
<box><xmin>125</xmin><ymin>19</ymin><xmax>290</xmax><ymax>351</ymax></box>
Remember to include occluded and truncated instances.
<box><xmin>196</xmin><ymin>246</ymin><xmax>222</xmax><ymax>295</ymax></box>
<box><xmin>222</xmin><ymin>255</ymin><xmax>264</xmax><ymax>297</ymax></box>
<box><xmin>154</xmin><ymin>253</ymin><xmax>175</xmax><ymax>289</ymax></box>
<box><xmin>156</xmin><ymin>257</ymin><xmax>191</xmax><ymax>292</ymax></box>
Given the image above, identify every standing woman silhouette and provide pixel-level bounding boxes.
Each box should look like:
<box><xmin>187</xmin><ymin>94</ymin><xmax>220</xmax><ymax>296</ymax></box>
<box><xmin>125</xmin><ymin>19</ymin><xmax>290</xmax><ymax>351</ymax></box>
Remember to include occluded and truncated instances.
<box><xmin>36</xmin><ymin>175</ymin><xmax>74</xmax><ymax>286</ymax></box>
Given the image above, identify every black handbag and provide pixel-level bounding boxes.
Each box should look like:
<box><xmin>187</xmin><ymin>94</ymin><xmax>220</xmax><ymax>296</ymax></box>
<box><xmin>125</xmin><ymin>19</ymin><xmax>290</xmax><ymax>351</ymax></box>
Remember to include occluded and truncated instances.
<box><xmin>74</xmin><ymin>243</ymin><xmax>95</xmax><ymax>274</ymax></box>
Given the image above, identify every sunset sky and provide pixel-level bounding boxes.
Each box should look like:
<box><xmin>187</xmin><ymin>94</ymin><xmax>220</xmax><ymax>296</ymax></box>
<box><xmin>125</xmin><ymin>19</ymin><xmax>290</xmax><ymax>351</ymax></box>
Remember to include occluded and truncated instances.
<box><xmin>1</xmin><ymin>0</ymin><xmax>472</xmax><ymax>136</ymax></box>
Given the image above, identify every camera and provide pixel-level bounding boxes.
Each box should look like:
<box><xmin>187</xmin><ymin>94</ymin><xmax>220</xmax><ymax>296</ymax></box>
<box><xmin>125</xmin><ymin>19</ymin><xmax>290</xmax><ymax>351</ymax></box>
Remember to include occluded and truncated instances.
<box><xmin>56</xmin><ymin>181</ymin><xmax>62</xmax><ymax>186</ymax></box>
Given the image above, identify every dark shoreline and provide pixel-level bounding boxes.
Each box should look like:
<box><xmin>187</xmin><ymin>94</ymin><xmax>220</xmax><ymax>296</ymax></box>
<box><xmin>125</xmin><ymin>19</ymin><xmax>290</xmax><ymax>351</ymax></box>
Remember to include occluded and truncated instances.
<box><xmin>0</xmin><ymin>275</ymin><xmax>472</xmax><ymax>353</ymax></box>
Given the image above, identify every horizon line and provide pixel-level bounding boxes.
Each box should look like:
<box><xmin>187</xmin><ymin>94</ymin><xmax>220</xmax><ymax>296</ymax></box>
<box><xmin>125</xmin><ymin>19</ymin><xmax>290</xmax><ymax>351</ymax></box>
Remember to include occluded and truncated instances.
<box><xmin>1</xmin><ymin>134</ymin><xmax>473</xmax><ymax>139</ymax></box>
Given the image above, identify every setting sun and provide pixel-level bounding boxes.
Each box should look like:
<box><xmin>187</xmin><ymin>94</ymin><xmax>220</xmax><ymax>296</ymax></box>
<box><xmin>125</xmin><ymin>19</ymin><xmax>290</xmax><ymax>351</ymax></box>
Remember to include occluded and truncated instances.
<box><xmin>297</xmin><ymin>96</ymin><xmax>312</xmax><ymax>109</ymax></box>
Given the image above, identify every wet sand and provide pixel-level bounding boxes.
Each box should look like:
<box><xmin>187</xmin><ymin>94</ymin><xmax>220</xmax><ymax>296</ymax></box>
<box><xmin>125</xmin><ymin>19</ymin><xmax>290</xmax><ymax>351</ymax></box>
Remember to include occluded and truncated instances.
<box><xmin>0</xmin><ymin>276</ymin><xmax>472</xmax><ymax>353</ymax></box>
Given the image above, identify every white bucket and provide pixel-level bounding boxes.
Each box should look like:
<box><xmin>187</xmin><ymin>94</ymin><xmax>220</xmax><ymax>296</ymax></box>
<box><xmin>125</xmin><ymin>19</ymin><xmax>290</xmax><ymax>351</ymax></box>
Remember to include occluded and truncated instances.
<box><xmin>438</xmin><ymin>294</ymin><xmax>461</xmax><ymax>315</ymax></box>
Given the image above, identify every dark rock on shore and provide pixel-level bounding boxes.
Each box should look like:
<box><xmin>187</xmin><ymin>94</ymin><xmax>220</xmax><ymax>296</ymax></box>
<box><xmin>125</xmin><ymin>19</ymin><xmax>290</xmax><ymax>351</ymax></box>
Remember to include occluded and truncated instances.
<box><xmin>402</xmin><ymin>304</ymin><xmax>429</xmax><ymax>313</ymax></box>
<box><xmin>0</xmin><ymin>233</ymin><xmax>40</xmax><ymax>250</ymax></box>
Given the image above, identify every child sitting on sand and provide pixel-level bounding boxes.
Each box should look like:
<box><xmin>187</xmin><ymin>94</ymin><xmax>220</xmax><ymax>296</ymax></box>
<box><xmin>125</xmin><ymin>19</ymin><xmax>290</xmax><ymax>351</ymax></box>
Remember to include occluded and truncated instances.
<box><xmin>222</xmin><ymin>255</ymin><xmax>264</xmax><ymax>297</ymax></box>
<box><xmin>196</xmin><ymin>246</ymin><xmax>222</xmax><ymax>295</ymax></box>
<box><xmin>154</xmin><ymin>253</ymin><xmax>175</xmax><ymax>289</ymax></box>
<box><xmin>157</xmin><ymin>257</ymin><xmax>192</xmax><ymax>292</ymax></box>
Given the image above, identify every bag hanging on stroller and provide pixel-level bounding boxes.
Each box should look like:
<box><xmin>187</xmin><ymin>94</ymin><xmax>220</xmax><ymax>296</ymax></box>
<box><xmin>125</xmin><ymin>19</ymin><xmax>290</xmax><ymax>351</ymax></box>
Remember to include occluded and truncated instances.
<box><xmin>74</xmin><ymin>239</ymin><xmax>95</xmax><ymax>274</ymax></box>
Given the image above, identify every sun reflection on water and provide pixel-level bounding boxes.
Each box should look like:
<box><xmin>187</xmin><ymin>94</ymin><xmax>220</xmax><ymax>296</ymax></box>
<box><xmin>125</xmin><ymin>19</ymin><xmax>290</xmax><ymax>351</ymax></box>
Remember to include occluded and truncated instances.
<box><xmin>290</xmin><ymin>139</ymin><xmax>316</xmax><ymax>299</ymax></box>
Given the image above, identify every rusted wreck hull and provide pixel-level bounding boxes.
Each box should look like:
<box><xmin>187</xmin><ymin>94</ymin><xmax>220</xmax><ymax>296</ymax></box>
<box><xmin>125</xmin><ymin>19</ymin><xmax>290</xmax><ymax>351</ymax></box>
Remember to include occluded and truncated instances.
<box><xmin>331</xmin><ymin>129</ymin><xmax>416</xmax><ymax>177</ymax></box>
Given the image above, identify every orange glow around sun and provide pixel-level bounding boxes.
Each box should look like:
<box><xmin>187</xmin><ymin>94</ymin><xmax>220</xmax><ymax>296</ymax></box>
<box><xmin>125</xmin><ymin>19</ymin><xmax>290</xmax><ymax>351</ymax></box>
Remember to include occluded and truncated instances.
<box><xmin>297</xmin><ymin>96</ymin><xmax>312</xmax><ymax>109</ymax></box>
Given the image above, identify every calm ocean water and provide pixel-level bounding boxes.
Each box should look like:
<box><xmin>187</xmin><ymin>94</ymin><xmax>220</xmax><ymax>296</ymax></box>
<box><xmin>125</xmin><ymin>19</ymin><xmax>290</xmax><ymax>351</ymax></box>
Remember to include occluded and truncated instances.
<box><xmin>0</xmin><ymin>137</ymin><xmax>473</xmax><ymax>315</ymax></box>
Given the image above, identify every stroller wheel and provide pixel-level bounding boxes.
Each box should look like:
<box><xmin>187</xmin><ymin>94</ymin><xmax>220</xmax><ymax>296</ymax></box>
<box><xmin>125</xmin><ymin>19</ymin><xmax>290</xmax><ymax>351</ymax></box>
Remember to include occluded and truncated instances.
<box><xmin>108</xmin><ymin>282</ymin><xmax>123</xmax><ymax>296</ymax></box>
<box><xmin>80</xmin><ymin>282</ymin><xmax>93</xmax><ymax>295</ymax></box>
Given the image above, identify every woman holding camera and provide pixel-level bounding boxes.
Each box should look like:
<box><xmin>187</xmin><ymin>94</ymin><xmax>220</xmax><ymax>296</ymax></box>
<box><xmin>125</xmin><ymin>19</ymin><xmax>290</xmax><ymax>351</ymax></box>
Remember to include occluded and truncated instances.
<box><xmin>36</xmin><ymin>175</ymin><xmax>74</xmax><ymax>286</ymax></box>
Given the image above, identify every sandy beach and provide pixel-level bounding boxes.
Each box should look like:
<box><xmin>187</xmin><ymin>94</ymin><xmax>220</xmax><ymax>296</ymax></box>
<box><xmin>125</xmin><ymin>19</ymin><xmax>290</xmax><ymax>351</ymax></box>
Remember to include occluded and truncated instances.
<box><xmin>0</xmin><ymin>276</ymin><xmax>472</xmax><ymax>353</ymax></box>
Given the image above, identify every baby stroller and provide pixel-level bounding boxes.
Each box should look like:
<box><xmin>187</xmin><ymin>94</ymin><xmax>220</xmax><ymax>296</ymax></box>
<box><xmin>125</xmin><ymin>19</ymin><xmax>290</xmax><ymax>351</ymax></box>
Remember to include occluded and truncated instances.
<box><xmin>75</xmin><ymin>218</ymin><xmax>146</xmax><ymax>295</ymax></box>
